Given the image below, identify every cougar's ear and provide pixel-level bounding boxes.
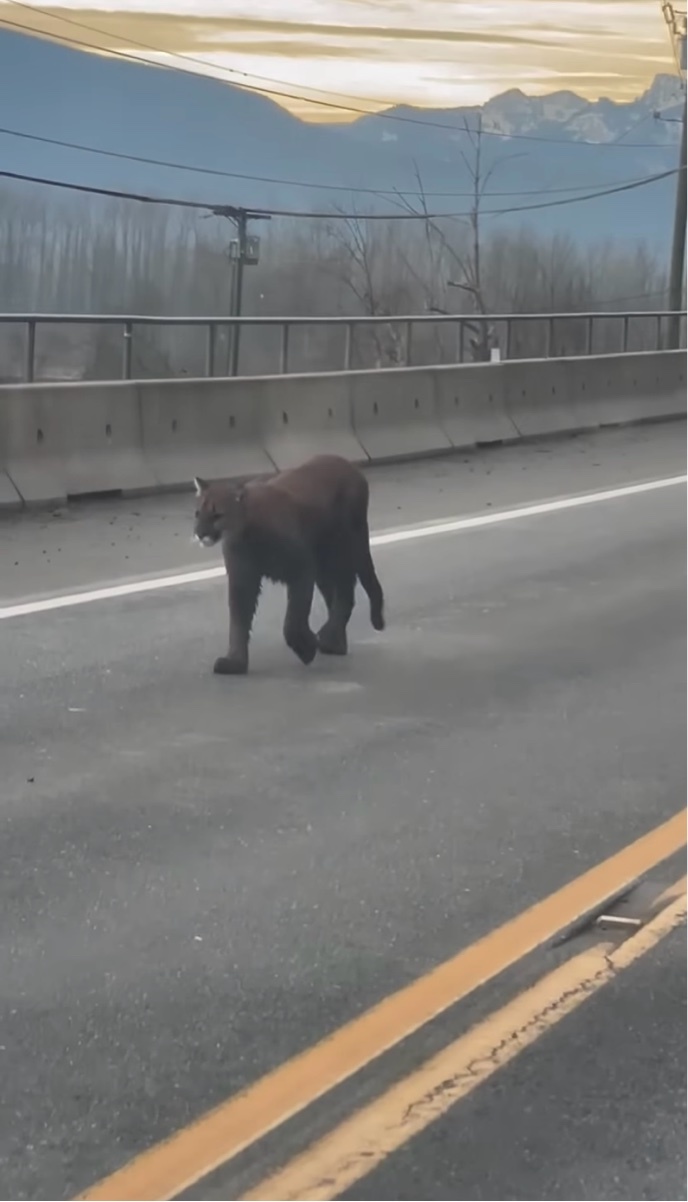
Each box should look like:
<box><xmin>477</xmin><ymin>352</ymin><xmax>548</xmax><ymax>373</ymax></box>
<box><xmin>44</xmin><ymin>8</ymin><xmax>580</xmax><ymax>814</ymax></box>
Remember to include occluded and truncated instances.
<box><xmin>193</xmin><ymin>476</ymin><xmax>208</xmax><ymax>496</ymax></box>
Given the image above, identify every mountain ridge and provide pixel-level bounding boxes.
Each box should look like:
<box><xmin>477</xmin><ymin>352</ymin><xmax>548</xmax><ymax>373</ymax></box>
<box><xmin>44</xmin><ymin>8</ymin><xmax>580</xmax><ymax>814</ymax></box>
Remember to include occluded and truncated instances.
<box><xmin>0</xmin><ymin>30</ymin><xmax>683</xmax><ymax>248</ymax></box>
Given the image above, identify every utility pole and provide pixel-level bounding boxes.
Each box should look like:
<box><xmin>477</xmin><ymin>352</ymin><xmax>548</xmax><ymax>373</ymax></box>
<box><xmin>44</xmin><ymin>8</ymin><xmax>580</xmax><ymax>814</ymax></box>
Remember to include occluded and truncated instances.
<box><xmin>212</xmin><ymin>206</ymin><xmax>270</xmax><ymax>375</ymax></box>
<box><xmin>668</xmin><ymin>93</ymin><xmax>687</xmax><ymax>346</ymax></box>
<box><xmin>661</xmin><ymin>2</ymin><xmax>687</xmax><ymax>347</ymax></box>
<box><xmin>231</xmin><ymin>209</ymin><xmax>248</xmax><ymax>377</ymax></box>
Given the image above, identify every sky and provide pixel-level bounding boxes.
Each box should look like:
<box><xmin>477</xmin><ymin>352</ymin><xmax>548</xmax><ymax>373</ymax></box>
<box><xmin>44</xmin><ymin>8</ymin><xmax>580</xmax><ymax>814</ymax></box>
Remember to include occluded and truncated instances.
<box><xmin>0</xmin><ymin>0</ymin><xmax>677</xmax><ymax>120</ymax></box>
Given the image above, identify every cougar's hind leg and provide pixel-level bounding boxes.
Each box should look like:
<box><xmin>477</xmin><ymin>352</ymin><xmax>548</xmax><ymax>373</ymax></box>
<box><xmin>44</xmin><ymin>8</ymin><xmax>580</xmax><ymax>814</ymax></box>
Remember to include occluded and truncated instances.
<box><xmin>316</xmin><ymin>542</ymin><xmax>355</xmax><ymax>656</ymax></box>
<box><xmin>316</xmin><ymin>547</ymin><xmax>346</xmax><ymax>655</ymax></box>
<box><xmin>315</xmin><ymin>551</ymin><xmax>335</xmax><ymax>615</ymax></box>
<box><xmin>354</xmin><ymin>519</ymin><xmax>385</xmax><ymax>631</ymax></box>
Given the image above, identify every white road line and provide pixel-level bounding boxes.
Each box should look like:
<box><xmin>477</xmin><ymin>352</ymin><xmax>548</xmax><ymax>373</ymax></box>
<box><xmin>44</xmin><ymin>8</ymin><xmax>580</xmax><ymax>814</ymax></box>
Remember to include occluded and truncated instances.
<box><xmin>372</xmin><ymin>475</ymin><xmax>687</xmax><ymax>545</ymax></box>
<box><xmin>0</xmin><ymin>474</ymin><xmax>684</xmax><ymax>621</ymax></box>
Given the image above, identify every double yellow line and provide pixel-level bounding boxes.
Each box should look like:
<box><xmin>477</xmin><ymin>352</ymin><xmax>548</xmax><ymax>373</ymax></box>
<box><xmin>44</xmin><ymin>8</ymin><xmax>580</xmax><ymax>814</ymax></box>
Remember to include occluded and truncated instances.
<box><xmin>246</xmin><ymin>875</ymin><xmax>686</xmax><ymax>1200</ymax></box>
<box><xmin>78</xmin><ymin>810</ymin><xmax>686</xmax><ymax>1202</ymax></box>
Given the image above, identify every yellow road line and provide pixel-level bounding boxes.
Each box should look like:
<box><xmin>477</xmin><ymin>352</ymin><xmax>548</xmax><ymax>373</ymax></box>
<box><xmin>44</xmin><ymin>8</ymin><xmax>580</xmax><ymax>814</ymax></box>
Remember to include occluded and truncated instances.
<box><xmin>244</xmin><ymin>883</ymin><xmax>687</xmax><ymax>1201</ymax></box>
<box><xmin>77</xmin><ymin>811</ymin><xmax>686</xmax><ymax>1201</ymax></box>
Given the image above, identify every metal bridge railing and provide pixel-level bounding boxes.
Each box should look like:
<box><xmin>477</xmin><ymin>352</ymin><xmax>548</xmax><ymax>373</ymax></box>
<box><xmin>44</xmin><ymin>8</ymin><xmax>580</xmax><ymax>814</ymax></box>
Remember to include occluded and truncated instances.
<box><xmin>0</xmin><ymin>310</ymin><xmax>684</xmax><ymax>384</ymax></box>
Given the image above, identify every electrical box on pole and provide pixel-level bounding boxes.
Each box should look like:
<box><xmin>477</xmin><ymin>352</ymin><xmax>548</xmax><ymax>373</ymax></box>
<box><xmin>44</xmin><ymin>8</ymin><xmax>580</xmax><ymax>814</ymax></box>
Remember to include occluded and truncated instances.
<box><xmin>229</xmin><ymin>235</ymin><xmax>261</xmax><ymax>265</ymax></box>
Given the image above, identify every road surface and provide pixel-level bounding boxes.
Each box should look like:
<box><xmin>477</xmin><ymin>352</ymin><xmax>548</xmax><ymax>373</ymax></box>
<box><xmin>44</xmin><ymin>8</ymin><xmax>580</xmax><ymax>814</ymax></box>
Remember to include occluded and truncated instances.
<box><xmin>0</xmin><ymin>424</ymin><xmax>685</xmax><ymax>1201</ymax></box>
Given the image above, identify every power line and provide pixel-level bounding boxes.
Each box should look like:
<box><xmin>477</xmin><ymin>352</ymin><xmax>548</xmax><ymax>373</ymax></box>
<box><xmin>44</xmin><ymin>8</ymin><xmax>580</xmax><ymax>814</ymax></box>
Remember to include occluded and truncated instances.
<box><xmin>0</xmin><ymin>168</ymin><xmax>215</xmax><ymax>211</ymax></box>
<box><xmin>0</xmin><ymin>124</ymin><xmax>668</xmax><ymax>201</ymax></box>
<box><xmin>476</xmin><ymin>169</ymin><xmax>677</xmax><ymax>218</ymax></box>
<box><xmin>0</xmin><ymin>2</ymin><xmax>676</xmax><ymax>151</ymax></box>
<box><xmin>0</xmin><ymin>165</ymin><xmax>677</xmax><ymax>221</ymax></box>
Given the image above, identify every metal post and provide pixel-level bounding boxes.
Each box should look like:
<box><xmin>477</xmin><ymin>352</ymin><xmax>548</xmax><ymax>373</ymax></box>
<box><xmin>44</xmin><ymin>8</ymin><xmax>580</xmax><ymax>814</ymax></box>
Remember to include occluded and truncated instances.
<box><xmin>344</xmin><ymin>322</ymin><xmax>353</xmax><ymax>370</ymax></box>
<box><xmin>622</xmin><ymin>314</ymin><xmax>630</xmax><ymax>353</ymax></box>
<box><xmin>458</xmin><ymin>320</ymin><xmax>465</xmax><ymax>363</ymax></box>
<box><xmin>656</xmin><ymin>313</ymin><xmax>663</xmax><ymax>351</ymax></box>
<box><xmin>405</xmin><ymin>320</ymin><xmax>413</xmax><ymax>366</ymax></box>
<box><xmin>585</xmin><ymin>315</ymin><xmax>594</xmax><ymax>355</ymax></box>
<box><xmin>545</xmin><ymin>316</ymin><xmax>554</xmax><ymax>358</ymax></box>
<box><xmin>122</xmin><ymin>321</ymin><xmax>133</xmax><ymax>379</ymax></box>
<box><xmin>25</xmin><ymin>319</ymin><xmax>36</xmax><ymax>382</ymax></box>
<box><xmin>505</xmin><ymin>317</ymin><xmax>512</xmax><ymax>360</ymax></box>
<box><xmin>279</xmin><ymin>323</ymin><xmax>290</xmax><ymax>374</ymax></box>
<box><xmin>206</xmin><ymin>323</ymin><xmax>217</xmax><ymax>377</ymax></box>
<box><xmin>668</xmin><ymin>92</ymin><xmax>687</xmax><ymax>349</ymax></box>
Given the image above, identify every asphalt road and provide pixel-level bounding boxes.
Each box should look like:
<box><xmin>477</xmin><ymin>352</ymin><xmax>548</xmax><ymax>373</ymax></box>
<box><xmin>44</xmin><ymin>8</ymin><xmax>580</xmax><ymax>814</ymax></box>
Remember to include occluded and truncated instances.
<box><xmin>343</xmin><ymin>926</ymin><xmax>687</xmax><ymax>1202</ymax></box>
<box><xmin>0</xmin><ymin>424</ymin><xmax>685</xmax><ymax>1201</ymax></box>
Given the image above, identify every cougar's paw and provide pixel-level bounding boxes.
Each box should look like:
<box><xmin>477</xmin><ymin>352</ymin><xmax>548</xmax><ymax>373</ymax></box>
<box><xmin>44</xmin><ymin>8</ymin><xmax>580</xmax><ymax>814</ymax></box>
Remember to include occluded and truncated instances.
<box><xmin>317</xmin><ymin>623</ymin><xmax>348</xmax><ymax>656</ymax></box>
<box><xmin>370</xmin><ymin>603</ymin><xmax>385</xmax><ymax>631</ymax></box>
<box><xmin>287</xmin><ymin>628</ymin><xmax>318</xmax><ymax>665</ymax></box>
<box><xmin>213</xmin><ymin>655</ymin><xmax>248</xmax><ymax>676</ymax></box>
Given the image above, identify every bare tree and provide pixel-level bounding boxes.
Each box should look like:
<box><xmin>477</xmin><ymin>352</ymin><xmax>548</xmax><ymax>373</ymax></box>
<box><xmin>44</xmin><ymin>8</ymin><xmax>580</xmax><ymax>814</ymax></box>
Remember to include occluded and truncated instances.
<box><xmin>323</xmin><ymin>207</ymin><xmax>412</xmax><ymax>366</ymax></box>
<box><xmin>389</xmin><ymin>120</ymin><xmax>525</xmax><ymax>360</ymax></box>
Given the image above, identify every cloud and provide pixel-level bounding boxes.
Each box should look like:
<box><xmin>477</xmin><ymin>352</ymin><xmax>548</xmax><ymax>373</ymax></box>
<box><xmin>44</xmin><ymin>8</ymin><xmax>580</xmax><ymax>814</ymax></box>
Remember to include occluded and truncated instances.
<box><xmin>0</xmin><ymin>0</ymin><xmax>674</xmax><ymax>118</ymax></box>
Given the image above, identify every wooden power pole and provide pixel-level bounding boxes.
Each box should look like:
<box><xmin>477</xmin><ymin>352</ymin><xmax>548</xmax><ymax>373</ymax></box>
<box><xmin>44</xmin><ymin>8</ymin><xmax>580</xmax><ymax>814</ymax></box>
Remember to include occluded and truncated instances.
<box><xmin>212</xmin><ymin>206</ymin><xmax>270</xmax><ymax>375</ymax></box>
<box><xmin>661</xmin><ymin>2</ymin><xmax>687</xmax><ymax>347</ymax></box>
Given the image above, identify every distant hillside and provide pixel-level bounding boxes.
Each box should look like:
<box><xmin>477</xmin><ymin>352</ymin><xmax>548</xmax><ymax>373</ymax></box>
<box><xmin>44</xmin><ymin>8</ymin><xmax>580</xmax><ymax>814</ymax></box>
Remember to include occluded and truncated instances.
<box><xmin>0</xmin><ymin>30</ymin><xmax>683</xmax><ymax>249</ymax></box>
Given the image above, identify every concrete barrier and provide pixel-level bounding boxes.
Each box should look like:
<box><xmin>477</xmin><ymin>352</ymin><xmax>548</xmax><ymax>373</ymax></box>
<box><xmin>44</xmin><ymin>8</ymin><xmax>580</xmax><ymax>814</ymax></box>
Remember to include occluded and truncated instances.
<box><xmin>504</xmin><ymin>356</ymin><xmax>583</xmax><ymax>438</ymax></box>
<box><xmin>139</xmin><ymin>377</ymin><xmax>274</xmax><ymax>487</ymax></box>
<box><xmin>350</xmin><ymin>366</ymin><xmax>452</xmax><ymax>460</ymax></box>
<box><xmin>0</xmin><ymin>381</ymin><xmax>154</xmax><ymax>505</ymax></box>
<box><xmin>433</xmin><ymin>362</ymin><xmax>518</xmax><ymax>447</ymax></box>
<box><xmin>569</xmin><ymin>351</ymin><xmax>686</xmax><ymax>429</ymax></box>
<box><xmin>245</xmin><ymin>372</ymin><xmax>366</xmax><ymax>470</ymax></box>
<box><xmin>504</xmin><ymin>350</ymin><xmax>686</xmax><ymax>439</ymax></box>
<box><xmin>1</xmin><ymin>351</ymin><xmax>684</xmax><ymax>509</ymax></box>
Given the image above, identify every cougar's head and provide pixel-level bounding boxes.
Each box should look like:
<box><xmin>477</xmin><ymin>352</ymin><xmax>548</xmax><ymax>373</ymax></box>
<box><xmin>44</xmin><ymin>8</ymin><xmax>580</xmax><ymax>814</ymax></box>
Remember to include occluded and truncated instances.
<box><xmin>193</xmin><ymin>477</ymin><xmax>245</xmax><ymax>548</ymax></box>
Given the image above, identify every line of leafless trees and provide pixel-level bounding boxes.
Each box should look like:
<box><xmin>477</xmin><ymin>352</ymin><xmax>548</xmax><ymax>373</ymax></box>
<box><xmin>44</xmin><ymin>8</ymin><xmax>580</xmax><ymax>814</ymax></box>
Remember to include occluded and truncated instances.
<box><xmin>0</xmin><ymin>178</ymin><xmax>673</xmax><ymax>382</ymax></box>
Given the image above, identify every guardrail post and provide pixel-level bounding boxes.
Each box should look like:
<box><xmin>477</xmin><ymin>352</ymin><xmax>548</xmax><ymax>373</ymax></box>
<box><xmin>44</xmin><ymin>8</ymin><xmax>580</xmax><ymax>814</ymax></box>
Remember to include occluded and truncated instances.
<box><xmin>622</xmin><ymin>315</ymin><xmax>630</xmax><ymax>353</ymax></box>
<box><xmin>656</xmin><ymin>313</ymin><xmax>663</xmax><ymax>351</ymax></box>
<box><xmin>122</xmin><ymin>321</ymin><xmax>133</xmax><ymax>379</ymax></box>
<box><xmin>344</xmin><ymin>322</ymin><xmax>353</xmax><ymax>370</ymax></box>
<box><xmin>25</xmin><ymin>319</ymin><xmax>36</xmax><ymax>382</ymax></box>
<box><xmin>505</xmin><ymin>317</ymin><xmax>512</xmax><ymax>360</ymax></box>
<box><xmin>545</xmin><ymin>316</ymin><xmax>554</xmax><ymax>358</ymax></box>
<box><xmin>279</xmin><ymin>323</ymin><xmax>290</xmax><ymax>374</ymax></box>
<box><xmin>405</xmin><ymin>320</ymin><xmax>413</xmax><ymax>366</ymax></box>
<box><xmin>585</xmin><ymin>315</ymin><xmax>594</xmax><ymax>355</ymax></box>
<box><xmin>206</xmin><ymin>323</ymin><xmax>217</xmax><ymax>377</ymax></box>
<box><xmin>458</xmin><ymin>320</ymin><xmax>465</xmax><ymax>363</ymax></box>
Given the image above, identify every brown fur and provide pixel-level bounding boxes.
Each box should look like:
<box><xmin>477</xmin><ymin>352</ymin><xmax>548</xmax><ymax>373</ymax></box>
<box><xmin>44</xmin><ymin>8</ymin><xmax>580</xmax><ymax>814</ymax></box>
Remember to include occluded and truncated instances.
<box><xmin>193</xmin><ymin>455</ymin><xmax>385</xmax><ymax>675</ymax></box>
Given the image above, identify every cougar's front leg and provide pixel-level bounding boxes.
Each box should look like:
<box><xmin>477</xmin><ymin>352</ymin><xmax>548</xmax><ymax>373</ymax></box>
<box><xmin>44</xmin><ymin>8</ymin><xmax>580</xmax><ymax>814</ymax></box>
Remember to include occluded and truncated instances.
<box><xmin>283</xmin><ymin>567</ymin><xmax>318</xmax><ymax>665</ymax></box>
<box><xmin>213</xmin><ymin>552</ymin><xmax>261</xmax><ymax>676</ymax></box>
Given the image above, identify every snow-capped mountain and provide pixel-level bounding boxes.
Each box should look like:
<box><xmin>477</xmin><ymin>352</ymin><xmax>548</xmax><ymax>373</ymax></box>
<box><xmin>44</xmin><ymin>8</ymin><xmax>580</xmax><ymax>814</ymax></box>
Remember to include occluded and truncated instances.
<box><xmin>485</xmin><ymin>75</ymin><xmax>683</xmax><ymax>141</ymax></box>
<box><xmin>348</xmin><ymin>74</ymin><xmax>683</xmax><ymax>148</ymax></box>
